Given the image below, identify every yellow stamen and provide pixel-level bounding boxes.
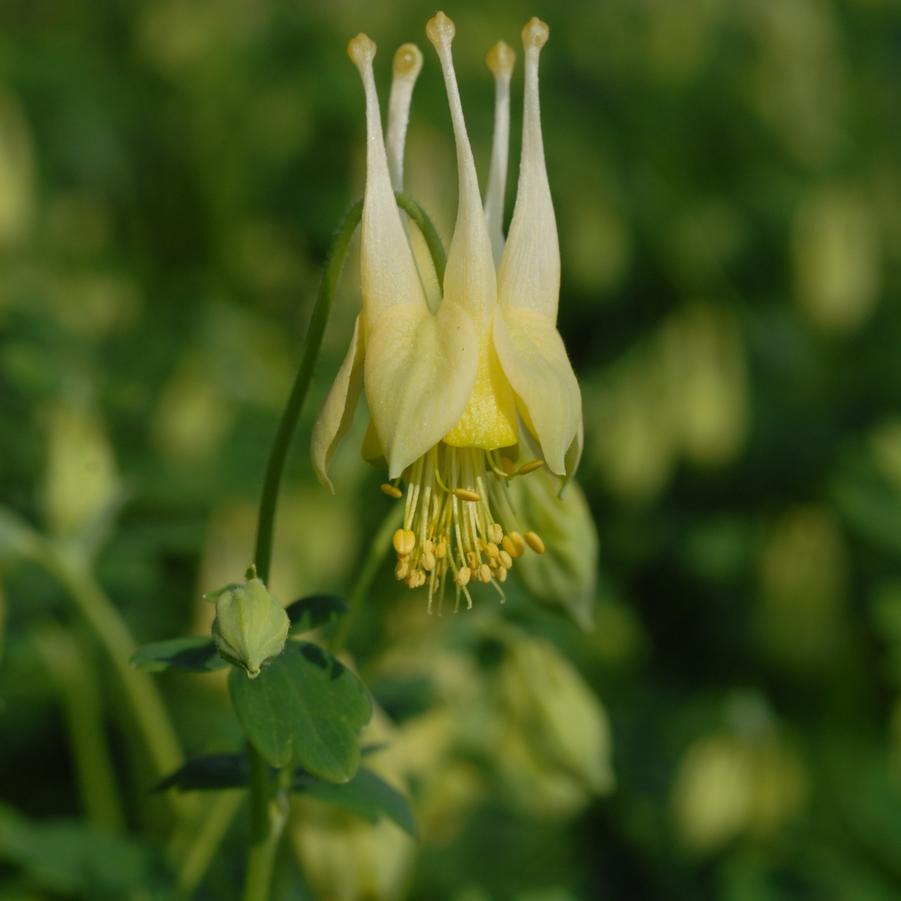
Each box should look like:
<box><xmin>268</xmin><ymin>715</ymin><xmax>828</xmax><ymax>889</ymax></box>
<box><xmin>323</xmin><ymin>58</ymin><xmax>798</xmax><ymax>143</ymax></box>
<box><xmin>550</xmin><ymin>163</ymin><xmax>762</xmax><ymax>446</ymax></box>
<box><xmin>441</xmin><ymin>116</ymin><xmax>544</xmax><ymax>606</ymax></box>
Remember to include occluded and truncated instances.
<box><xmin>517</xmin><ymin>459</ymin><xmax>545</xmax><ymax>475</ymax></box>
<box><xmin>381</xmin><ymin>482</ymin><xmax>403</xmax><ymax>498</ymax></box>
<box><xmin>499</xmin><ymin>549</ymin><xmax>513</xmax><ymax>569</ymax></box>
<box><xmin>525</xmin><ymin>530</ymin><xmax>545</xmax><ymax>554</ymax></box>
<box><xmin>455</xmin><ymin>566</ymin><xmax>471</xmax><ymax>587</ymax></box>
<box><xmin>453</xmin><ymin>487</ymin><xmax>481</xmax><ymax>503</ymax></box>
<box><xmin>478</xmin><ymin>563</ymin><xmax>492</xmax><ymax>583</ymax></box>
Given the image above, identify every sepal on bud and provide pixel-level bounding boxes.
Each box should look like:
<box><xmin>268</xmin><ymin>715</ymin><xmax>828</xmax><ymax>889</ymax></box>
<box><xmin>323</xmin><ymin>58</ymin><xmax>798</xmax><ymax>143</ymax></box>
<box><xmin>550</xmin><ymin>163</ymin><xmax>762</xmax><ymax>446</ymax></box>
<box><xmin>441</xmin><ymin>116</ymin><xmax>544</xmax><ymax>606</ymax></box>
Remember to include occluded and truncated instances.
<box><xmin>206</xmin><ymin>565</ymin><xmax>290</xmax><ymax>678</ymax></box>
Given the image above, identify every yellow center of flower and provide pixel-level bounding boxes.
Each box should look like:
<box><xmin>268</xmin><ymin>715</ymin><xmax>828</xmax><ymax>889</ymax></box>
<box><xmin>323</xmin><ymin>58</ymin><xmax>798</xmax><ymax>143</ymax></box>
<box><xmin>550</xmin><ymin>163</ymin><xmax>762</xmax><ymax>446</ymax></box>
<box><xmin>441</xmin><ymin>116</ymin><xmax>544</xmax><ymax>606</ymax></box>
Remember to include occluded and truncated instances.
<box><xmin>383</xmin><ymin>444</ymin><xmax>545</xmax><ymax>613</ymax></box>
<box><xmin>442</xmin><ymin>338</ymin><xmax>518</xmax><ymax>450</ymax></box>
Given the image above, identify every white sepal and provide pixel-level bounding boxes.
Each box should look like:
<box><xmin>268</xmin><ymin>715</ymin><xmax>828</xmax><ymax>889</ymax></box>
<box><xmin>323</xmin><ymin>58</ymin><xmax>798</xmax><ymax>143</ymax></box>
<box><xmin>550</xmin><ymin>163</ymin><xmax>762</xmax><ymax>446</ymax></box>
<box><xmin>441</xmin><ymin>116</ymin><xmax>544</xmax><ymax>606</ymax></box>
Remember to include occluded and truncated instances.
<box><xmin>311</xmin><ymin>315</ymin><xmax>364</xmax><ymax>492</ymax></box>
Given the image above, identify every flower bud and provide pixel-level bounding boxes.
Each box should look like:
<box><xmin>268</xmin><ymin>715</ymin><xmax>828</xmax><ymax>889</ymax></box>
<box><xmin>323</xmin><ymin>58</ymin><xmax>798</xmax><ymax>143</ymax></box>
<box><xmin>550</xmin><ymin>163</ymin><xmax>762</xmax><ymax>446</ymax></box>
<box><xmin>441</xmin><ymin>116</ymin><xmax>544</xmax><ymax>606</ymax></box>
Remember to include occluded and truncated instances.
<box><xmin>206</xmin><ymin>567</ymin><xmax>290</xmax><ymax>678</ymax></box>
<box><xmin>40</xmin><ymin>402</ymin><xmax>119</xmax><ymax>542</ymax></box>
<box><xmin>499</xmin><ymin>634</ymin><xmax>614</xmax><ymax>798</ymax></box>
<box><xmin>506</xmin><ymin>467</ymin><xmax>598</xmax><ymax>629</ymax></box>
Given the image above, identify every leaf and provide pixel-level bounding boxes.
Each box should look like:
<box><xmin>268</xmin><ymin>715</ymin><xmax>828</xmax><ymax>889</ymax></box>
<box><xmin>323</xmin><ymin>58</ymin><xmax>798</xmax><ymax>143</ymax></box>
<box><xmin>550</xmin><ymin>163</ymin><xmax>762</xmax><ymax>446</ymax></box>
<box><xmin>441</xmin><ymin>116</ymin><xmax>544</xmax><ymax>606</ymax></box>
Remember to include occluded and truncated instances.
<box><xmin>130</xmin><ymin>636</ymin><xmax>226</xmax><ymax>673</ymax></box>
<box><xmin>229</xmin><ymin>641</ymin><xmax>372</xmax><ymax>783</ymax></box>
<box><xmin>285</xmin><ymin>594</ymin><xmax>349</xmax><ymax>635</ymax></box>
<box><xmin>294</xmin><ymin>767</ymin><xmax>418</xmax><ymax>838</ymax></box>
<box><xmin>156</xmin><ymin>754</ymin><xmax>248</xmax><ymax>792</ymax></box>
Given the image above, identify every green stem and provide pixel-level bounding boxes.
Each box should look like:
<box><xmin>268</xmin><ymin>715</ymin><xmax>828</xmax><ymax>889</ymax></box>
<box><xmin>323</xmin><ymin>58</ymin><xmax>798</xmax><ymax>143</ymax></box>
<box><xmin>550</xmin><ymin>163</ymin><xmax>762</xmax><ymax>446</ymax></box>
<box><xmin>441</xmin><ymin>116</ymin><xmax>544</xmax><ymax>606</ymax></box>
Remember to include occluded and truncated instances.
<box><xmin>32</xmin><ymin>622</ymin><xmax>125</xmax><ymax>833</ymax></box>
<box><xmin>244</xmin><ymin>195</ymin><xmax>446</xmax><ymax>901</ymax></box>
<box><xmin>253</xmin><ymin>200</ymin><xmax>362</xmax><ymax>585</ymax></box>
<box><xmin>242</xmin><ymin>752</ymin><xmax>283</xmax><ymax>901</ymax></box>
<box><xmin>395</xmin><ymin>191</ymin><xmax>447</xmax><ymax>283</ymax></box>
<box><xmin>175</xmin><ymin>791</ymin><xmax>244</xmax><ymax>897</ymax></box>
<box><xmin>328</xmin><ymin>504</ymin><xmax>403</xmax><ymax>655</ymax></box>
<box><xmin>38</xmin><ymin>542</ymin><xmax>184</xmax><ymax>790</ymax></box>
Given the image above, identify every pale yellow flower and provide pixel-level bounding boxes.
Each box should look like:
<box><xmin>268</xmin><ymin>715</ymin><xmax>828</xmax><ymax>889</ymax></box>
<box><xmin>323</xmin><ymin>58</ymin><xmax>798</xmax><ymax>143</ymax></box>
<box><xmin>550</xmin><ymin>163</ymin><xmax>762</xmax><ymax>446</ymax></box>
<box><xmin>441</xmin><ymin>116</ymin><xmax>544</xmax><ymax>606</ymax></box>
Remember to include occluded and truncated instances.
<box><xmin>312</xmin><ymin>13</ymin><xmax>582</xmax><ymax>611</ymax></box>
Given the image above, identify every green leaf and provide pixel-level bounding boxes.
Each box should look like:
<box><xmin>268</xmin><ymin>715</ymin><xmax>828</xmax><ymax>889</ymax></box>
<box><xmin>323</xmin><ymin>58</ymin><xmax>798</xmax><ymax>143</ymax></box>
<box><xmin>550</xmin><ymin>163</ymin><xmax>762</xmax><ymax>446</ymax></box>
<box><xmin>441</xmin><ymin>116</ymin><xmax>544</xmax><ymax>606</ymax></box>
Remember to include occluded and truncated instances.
<box><xmin>295</xmin><ymin>767</ymin><xmax>418</xmax><ymax>838</ymax></box>
<box><xmin>286</xmin><ymin>594</ymin><xmax>349</xmax><ymax>635</ymax></box>
<box><xmin>130</xmin><ymin>636</ymin><xmax>226</xmax><ymax>673</ymax></box>
<box><xmin>229</xmin><ymin>641</ymin><xmax>372</xmax><ymax>782</ymax></box>
<box><xmin>156</xmin><ymin>754</ymin><xmax>248</xmax><ymax>792</ymax></box>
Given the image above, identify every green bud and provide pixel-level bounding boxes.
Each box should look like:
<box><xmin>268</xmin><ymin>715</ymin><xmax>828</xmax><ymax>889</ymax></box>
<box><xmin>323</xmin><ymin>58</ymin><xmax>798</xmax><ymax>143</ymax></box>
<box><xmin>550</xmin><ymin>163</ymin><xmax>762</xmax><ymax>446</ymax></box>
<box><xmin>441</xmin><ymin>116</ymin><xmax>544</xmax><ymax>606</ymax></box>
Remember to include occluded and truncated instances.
<box><xmin>207</xmin><ymin>566</ymin><xmax>290</xmax><ymax>678</ymax></box>
<box><xmin>500</xmin><ymin>634</ymin><xmax>614</xmax><ymax>798</ymax></box>
<box><xmin>507</xmin><ymin>467</ymin><xmax>598</xmax><ymax>630</ymax></box>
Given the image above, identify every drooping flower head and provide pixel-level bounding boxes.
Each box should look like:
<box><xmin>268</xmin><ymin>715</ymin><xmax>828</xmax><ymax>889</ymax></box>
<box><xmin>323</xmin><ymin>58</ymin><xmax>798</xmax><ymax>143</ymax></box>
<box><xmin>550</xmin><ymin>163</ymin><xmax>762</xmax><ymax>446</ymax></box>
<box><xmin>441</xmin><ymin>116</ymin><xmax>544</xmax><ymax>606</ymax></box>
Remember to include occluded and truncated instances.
<box><xmin>312</xmin><ymin>12</ymin><xmax>582</xmax><ymax>612</ymax></box>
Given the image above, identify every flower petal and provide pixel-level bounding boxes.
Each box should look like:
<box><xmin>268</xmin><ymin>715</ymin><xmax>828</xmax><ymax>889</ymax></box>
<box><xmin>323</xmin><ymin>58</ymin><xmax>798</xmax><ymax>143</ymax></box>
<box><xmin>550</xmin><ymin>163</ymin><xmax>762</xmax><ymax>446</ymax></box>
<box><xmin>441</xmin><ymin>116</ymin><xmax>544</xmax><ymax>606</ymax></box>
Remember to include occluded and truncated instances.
<box><xmin>427</xmin><ymin>12</ymin><xmax>496</xmax><ymax>328</ymax></box>
<box><xmin>310</xmin><ymin>315</ymin><xmax>364</xmax><ymax>492</ymax></box>
<box><xmin>497</xmin><ymin>18</ymin><xmax>559</xmax><ymax>321</ymax></box>
<box><xmin>386</xmin><ymin>43</ymin><xmax>423</xmax><ymax>192</ymax></box>
<box><xmin>484</xmin><ymin>40</ymin><xmax>516</xmax><ymax>265</ymax></box>
<box><xmin>348</xmin><ymin>34</ymin><xmax>427</xmax><ymax>321</ymax></box>
<box><xmin>365</xmin><ymin>300</ymin><xmax>478</xmax><ymax>479</ymax></box>
<box><xmin>493</xmin><ymin>306</ymin><xmax>581</xmax><ymax>476</ymax></box>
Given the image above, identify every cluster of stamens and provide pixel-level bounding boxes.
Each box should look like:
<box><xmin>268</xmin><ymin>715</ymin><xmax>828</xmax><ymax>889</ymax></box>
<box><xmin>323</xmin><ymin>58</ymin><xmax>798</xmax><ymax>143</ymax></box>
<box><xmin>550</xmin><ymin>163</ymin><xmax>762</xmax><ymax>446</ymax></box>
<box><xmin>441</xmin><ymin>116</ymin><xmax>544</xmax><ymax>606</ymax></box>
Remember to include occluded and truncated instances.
<box><xmin>381</xmin><ymin>445</ymin><xmax>546</xmax><ymax>613</ymax></box>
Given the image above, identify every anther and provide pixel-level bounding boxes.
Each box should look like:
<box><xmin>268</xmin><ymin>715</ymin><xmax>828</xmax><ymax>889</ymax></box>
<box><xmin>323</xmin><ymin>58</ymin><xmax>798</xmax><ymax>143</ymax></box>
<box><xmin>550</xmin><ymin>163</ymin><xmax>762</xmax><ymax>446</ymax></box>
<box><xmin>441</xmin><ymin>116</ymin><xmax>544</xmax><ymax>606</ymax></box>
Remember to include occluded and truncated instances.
<box><xmin>510</xmin><ymin>530</ymin><xmax>527</xmax><ymax>555</ymax></box>
<box><xmin>478</xmin><ymin>564</ymin><xmax>492</xmax><ymax>583</ymax></box>
<box><xmin>517</xmin><ymin>459</ymin><xmax>545</xmax><ymax>475</ymax></box>
<box><xmin>347</xmin><ymin>33</ymin><xmax>377</xmax><ymax>68</ymax></box>
<box><xmin>521</xmin><ymin>17</ymin><xmax>549</xmax><ymax>50</ymax></box>
<box><xmin>486</xmin><ymin>40</ymin><xmax>516</xmax><ymax>77</ymax></box>
<box><xmin>453</xmin><ymin>487</ymin><xmax>481</xmax><ymax>503</ymax></box>
<box><xmin>485</xmin><ymin>542</ymin><xmax>500</xmax><ymax>559</ymax></box>
<box><xmin>423</xmin><ymin>538</ymin><xmax>435</xmax><ymax>554</ymax></box>
<box><xmin>499</xmin><ymin>549</ymin><xmax>513</xmax><ymax>569</ymax></box>
<box><xmin>497</xmin><ymin>566</ymin><xmax>508</xmax><ymax>582</ymax></box>
<box><xmin>525</xmin><ymin>530</ymin><xmax>546</xmax><ymax>554</ymax></box>
<box><xmin>466</xmin><ymin>550</ymin><xmax>479</xmax><ymax>570</ymax></box>
<box><xmin>499</xmin><ymin>456</ymin><xmax>516</xmax><ymax>476</ymax></box>
<box><xmin>393</xmin><ymin>528</ymin><xmax>416</xmax><ymax>556</ymax></box>
<box><xmin>502</xmin><ymin>534</ymin><xmax>522</xmax><ymax>559</ymax></box>
<box><xmin>488</xmin><ymin>522</ymin><xmax>503</xmax><ymax>544</ymax></box>
<box><xmin>422</xmin><ymin>551</ymin><xmax>436</xmax><ymax>572</ymax></box>
<box><xmin>395</xmin><ymin>560</ymin><xmax>409</xmax><ymax>580</ymax></box>
<box><xmin>435</xmin><ymin>540</ymin><xmax>448</xmax><ymax>559</ymax></box>
<box><xmin>381</xmin><ymin>482</ymin><xmax>403</xmax><ymax>499</ymax></box>
<box><xmin>455</xmin><ymin>566</ymin><xmax>471</xmax><ymax>587</ymax></box>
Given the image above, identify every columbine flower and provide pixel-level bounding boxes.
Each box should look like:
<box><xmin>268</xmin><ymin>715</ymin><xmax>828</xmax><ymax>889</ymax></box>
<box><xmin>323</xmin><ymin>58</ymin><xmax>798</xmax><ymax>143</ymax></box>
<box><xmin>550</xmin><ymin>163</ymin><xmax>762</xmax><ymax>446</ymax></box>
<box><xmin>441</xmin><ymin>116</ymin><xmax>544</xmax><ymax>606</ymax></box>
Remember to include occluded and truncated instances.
<box><xmin>312</xmin><ymin>12</ymin><xmax>582</xmax><ymax>611</ymax></box>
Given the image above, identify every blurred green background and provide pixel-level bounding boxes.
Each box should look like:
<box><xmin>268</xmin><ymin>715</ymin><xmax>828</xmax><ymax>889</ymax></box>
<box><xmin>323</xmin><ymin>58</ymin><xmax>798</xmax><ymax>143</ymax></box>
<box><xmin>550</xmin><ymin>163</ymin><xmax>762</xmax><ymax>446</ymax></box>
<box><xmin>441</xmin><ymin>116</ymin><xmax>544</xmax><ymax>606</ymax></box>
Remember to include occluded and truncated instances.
<box><xmin>2</xmin><ymin>0</ymin><xmax>900</xmax><ymax>898</ymax></box>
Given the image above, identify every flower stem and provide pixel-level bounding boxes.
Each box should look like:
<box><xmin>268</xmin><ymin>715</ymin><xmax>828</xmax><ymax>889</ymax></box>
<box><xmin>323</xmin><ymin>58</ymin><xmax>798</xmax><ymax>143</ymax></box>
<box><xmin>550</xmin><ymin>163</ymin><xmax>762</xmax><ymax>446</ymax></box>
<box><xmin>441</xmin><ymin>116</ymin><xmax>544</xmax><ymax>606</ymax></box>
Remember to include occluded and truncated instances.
<box><xmin>253</xmin><ymin>200</ymin><xmax>363</xmax><ymax>585</ymax></box>
<box><xmin>38</xmin><ymin>542</ymin><xmax>184</xmax><ymax>787</ymax></box>
<box><xmin>244</xmin><ymin>195</ymin><xmax>447</xmax><ymax>901</ymax></box>
<box><xmin>175</xmin><ymin>791</ymin><xmax>243</xmax><ymax>897</ymax></box>
<box><xmin>32</xmin><ymin>621</ymin><xmax>125</xmax><ymax>833</ymax></box>
<box><xmin>395</xmin><ymin>191</ymin><xmax>447</xmax><ymax>283</ymax></box>
<box><xmin>328</xmin><ymin>503</ymin><xmax>403</xmax><ymax>655</ymax></box>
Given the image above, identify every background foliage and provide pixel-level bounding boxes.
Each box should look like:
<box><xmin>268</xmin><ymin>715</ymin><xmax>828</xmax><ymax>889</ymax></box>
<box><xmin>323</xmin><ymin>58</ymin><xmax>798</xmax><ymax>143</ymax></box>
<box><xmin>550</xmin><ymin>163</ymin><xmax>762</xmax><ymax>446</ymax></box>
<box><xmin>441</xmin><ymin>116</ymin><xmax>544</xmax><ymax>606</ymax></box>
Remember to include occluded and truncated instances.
<box><xmin>1</xmin><ymin>0</ymin><xmax>900</xmax><ymax>898</ymax></box>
